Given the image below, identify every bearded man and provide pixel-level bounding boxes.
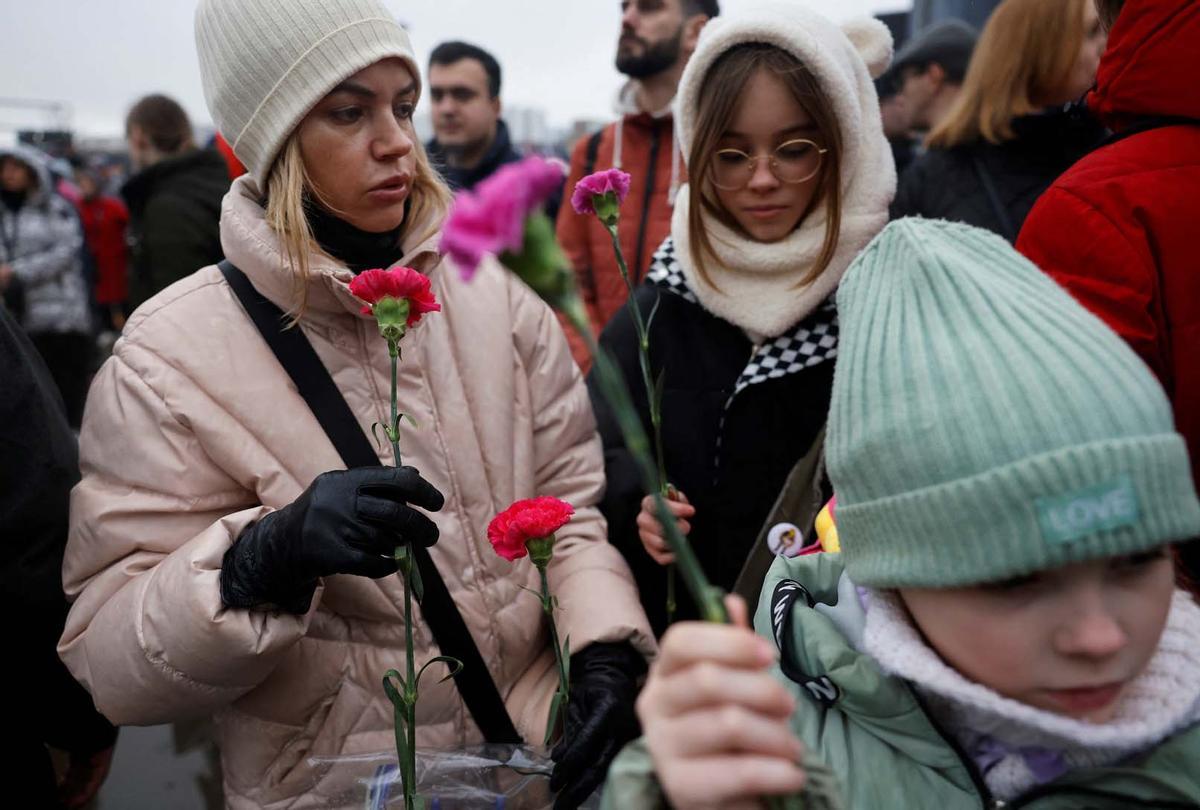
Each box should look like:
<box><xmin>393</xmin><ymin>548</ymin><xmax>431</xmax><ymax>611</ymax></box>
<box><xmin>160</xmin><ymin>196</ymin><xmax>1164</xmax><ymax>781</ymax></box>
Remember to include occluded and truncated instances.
<box><xmin>555</xmin><ymin>0</ymin><xmax>718</xmax><ymax>369</ymax></box>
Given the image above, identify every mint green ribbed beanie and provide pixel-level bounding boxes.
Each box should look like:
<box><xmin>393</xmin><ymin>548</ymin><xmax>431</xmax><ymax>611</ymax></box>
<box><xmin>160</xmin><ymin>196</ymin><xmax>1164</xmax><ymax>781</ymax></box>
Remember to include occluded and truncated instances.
<box><xmin>828</xmin><ymin>218</ymin><xmax>1200</xmax><ymax>587</ymax></box>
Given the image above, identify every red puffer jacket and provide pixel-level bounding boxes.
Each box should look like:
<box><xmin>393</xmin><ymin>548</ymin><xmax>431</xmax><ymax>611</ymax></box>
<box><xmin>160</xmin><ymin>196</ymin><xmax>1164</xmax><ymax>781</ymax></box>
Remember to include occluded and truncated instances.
<box><xmin>1017</xmin><ymin>0</ymin><xmax>1200</xmax><ymax>479</ymax></box>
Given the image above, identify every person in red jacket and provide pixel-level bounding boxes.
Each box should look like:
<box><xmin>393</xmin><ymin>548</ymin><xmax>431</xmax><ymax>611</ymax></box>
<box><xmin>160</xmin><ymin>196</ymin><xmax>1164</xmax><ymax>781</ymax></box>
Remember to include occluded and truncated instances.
<box><xmin>1017</xmin><ymin>0</ymin><xmax>1199</xmax><ymax>574</ymax></box>
<box><xmin>75</xmin><ymin>166</ymin><xmax>130</xmax><ymax>331</ymax></box>
<box><xmin>555</xmin><ymin>0</ymin><xmax>717</xmax><ymax>369</ymax></box>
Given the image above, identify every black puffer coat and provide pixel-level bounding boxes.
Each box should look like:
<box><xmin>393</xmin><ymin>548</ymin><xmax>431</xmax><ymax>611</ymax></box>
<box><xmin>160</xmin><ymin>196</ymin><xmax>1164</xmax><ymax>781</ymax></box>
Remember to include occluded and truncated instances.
<box><xmin>590</xmin><ymin>239</ymin><xmax>834</xmax><ymax>636</ymax></box>
<box><xmin>121</xmin><ymin>147</ymin><xmax>230</xmax><ymax>307</ymax></box>
<box><xmin>890</xmin><ymin>108</ymin><xmax>1106</xmax><ymax>241</ymax></box>
<box><xmin>0</xmin><ymin>306</ymin><xmax>117</xmax><ymax>797</ymax></box>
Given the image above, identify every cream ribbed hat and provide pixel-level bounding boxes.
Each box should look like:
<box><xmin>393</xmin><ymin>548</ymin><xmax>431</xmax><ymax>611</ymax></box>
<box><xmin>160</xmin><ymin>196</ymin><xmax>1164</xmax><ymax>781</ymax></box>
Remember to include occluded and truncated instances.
<box><xmin>195</xmin><ymin>0</ymin><xmax>420</xmax><ymax>190</ymax></box>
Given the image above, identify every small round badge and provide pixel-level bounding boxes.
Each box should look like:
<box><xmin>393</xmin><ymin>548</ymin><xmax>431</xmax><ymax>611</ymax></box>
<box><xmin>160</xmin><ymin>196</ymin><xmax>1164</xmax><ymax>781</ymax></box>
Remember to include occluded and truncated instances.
<box><xmin>767</xmin><ymin>522</ymin><xmax>804</xmax><ymax>557</ymax></box>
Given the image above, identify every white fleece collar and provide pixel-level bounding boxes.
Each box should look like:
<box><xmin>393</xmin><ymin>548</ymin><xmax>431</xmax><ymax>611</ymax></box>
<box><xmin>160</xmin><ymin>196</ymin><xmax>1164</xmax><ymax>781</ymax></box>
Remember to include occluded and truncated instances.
<box><xmin>862</xmin><ymin>589</ymin><xmax>1200</xmax><ymax>801</ymax></box>
<box><xmin>664</xmin><ymin>2</ymin><xmax>896</xmax><ymax>336</ymax></box>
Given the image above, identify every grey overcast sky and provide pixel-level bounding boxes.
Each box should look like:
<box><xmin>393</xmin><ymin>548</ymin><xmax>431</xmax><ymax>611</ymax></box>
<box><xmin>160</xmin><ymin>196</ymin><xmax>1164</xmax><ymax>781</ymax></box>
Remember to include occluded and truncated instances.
<box><xmin>2</xmin><ymin>0</ymin><xmax>909</xmax><ymax>142</ymax></box>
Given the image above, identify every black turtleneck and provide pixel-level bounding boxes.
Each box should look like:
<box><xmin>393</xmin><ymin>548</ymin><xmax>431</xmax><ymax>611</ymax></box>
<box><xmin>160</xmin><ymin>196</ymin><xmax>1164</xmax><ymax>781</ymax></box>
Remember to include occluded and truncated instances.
<box><xmin>306</xmin><ymin>202</ymin><xmax>404</xmax><ymax>274</ymax></box>
<box><xmin>1</xmin><ymin>188</ymin><xmax>27</xmax><ymax>213</ymax></box>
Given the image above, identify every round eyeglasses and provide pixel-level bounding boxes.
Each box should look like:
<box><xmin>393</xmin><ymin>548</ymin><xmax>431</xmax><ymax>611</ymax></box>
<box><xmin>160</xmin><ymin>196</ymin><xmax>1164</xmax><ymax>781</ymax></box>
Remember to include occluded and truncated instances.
<box><xmin>709</xmin><ymin>138</ymin><xmax>828</xmax><ymax>190</ymax></box>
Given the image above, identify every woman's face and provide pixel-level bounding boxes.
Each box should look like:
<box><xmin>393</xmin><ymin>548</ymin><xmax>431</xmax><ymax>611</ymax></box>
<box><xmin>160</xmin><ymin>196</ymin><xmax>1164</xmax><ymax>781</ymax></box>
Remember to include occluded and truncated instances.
<box><xmin>711</xmin><ymin>67</ymin><xmax>827</xmax><ymax>243</ymax></box>
<box><xmin>1</xmin><ymin>157</ymin><xmax>35</xmax><ymax>193</ymax></box>
<box><xmin>297</xmin><ymin>58</ymin><xmax>419</xmax><ymax>233</ymax></box>
<box><xmin>1053</xmin><ymin>1</ymin><xmax>1107</xmax><ymax>104</ymax></box>
<box><xmin>899</xmin><ymin>548</ymin><xmax>1175</xmax><ymax>724</ymax></box>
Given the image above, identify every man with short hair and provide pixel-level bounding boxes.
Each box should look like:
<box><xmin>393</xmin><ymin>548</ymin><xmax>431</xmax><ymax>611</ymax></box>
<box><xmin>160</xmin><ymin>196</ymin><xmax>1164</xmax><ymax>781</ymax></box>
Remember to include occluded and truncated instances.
<box><xmin>556</xmin><ymin>0</ymin><xmax>717</xmax><ymax>369</ymax></box>
<box><xmin>1017</xmin><ymin>0</ymin><xmax>1200</xmax><ymax>577</ymax></box>
<box><xmin>890</xmin><ymin>19</ymin><xmax>977</xmax><ymax>134</ymax></box>
<box><xmin>121</xmin><ymin>94</ymin><xmax>229</xmax><ymax>308</ymax></box>
<box><xmin>425</xmin><ymin>41</ymin><xmax>522</xmax><ymax>192</ymax></box>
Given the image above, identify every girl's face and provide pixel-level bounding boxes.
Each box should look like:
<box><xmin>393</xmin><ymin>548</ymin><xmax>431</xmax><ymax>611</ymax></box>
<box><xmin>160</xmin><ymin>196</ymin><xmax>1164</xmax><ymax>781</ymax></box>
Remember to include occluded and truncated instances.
<box><xmin>297</xmin><ymin>58</ymin><xmax>419</xmax><ymax>233</ymax></box>
<box><xmin>711</xmin><ymin>67</ymin><xmax>827</xmax><ymax>243</ymax></box>
<box><xmin>900</xmin><ymin>548</ymin><xmax>1175</xmax><ymax>724</ymax></box>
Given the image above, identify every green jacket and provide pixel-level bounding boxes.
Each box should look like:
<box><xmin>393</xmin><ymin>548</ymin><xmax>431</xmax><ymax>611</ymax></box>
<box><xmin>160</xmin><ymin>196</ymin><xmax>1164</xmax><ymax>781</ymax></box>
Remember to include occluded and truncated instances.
<box><xmin>604</xmin><ymin>554</ymin><xmax>1200</xmax><ymax>809</ymax></box>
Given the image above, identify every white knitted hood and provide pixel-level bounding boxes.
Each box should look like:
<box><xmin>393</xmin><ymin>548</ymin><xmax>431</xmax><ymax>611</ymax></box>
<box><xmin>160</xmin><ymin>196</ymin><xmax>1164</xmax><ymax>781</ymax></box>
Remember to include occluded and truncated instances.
<box><xmin>670</xmin><ymin>1</ymin><xmax>897</xmax><ymax>337</ymax></box>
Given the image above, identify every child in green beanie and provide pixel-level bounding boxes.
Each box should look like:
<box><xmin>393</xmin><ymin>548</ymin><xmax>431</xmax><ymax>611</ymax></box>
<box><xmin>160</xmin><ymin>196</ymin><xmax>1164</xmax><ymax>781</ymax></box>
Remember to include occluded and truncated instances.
<box><xmin>602</xmin><ymin>218</ymin><xmax>1200</xmax><ymax>809</ymax></box>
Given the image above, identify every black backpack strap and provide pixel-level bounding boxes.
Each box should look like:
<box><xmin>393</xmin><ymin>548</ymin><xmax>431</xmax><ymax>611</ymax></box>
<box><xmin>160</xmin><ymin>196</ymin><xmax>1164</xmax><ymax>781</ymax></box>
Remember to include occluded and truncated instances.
<box><xmin>583</xmin><ymin>128</ymin><xmax>604</xmax><ymax>177</ymax></box>
<box><xmin>218</xmin><ymin>260</ymin><xmax>521</xmax><ymax>744</ymax></box>
<box><xmin>1101</xmin><ymin>114</ymin><xmax>1200</xmax><ymax>148</ymax></box>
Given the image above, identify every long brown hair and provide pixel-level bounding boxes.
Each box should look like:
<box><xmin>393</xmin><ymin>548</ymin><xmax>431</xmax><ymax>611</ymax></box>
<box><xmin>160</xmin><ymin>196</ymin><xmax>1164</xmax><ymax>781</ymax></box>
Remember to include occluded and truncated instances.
<box><xmin>264</xmin><ymin>129</ymin><xmax>452</xmax><ymax>319</ymax></box>
<box><xmin>928</xmin><ymin>0</ymin><xmax>1090</xmax><ymax>148</ymax></box>
<box><xmin>687</xmin><ymin>43</ymin><xmax>843</xmax><ymax>289</ymax></box>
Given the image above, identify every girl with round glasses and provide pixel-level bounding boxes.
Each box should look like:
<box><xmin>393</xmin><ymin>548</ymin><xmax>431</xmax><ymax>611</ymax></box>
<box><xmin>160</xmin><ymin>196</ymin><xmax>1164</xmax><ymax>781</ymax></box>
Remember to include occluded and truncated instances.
<box><xmin>591</xmin><ymin>1</ymin><xmax>897</xmax><ymax>636</ymax></box>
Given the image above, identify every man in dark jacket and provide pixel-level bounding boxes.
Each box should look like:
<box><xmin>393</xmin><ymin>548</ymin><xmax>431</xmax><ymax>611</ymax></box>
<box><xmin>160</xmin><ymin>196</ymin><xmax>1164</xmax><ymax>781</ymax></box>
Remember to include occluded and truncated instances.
<box><xmin>425</xmin><ymin>41</ymin><xmax>522</xmax><ymax>191</ymax></box>
<box><xmin>1</xmin><ymin>304</ymin><xmax>117</xmax><ymax>808</ymax></box>
<box><xmin>121</xmin><ymin>94</ymin><xmax>229</xmax><ymax>308</ymax></box>
<box><xmin>1017</xmin><ymin>0</ymin><xmax>1200</xmax><ymax>577</ymax></box>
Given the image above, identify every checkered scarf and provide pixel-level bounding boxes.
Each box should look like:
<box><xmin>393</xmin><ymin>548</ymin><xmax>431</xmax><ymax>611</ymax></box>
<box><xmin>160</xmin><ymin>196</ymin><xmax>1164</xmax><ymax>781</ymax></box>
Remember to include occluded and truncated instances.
<box><xmin>647</xmin><ymin>236</ymin><xmax>838</xmax><ymax>483</ymax></box>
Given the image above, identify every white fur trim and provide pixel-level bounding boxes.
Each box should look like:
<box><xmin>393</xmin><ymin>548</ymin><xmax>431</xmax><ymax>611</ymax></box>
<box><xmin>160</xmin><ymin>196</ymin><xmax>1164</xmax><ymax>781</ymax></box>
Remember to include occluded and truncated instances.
<box><xmin>667</xmin><ymin>0</ymin><xmax>896</xmax><ymax>336</ymax></box>
<box><xmin>840</xmin><ymin>17</ymin><xmax>894</xmax><ymax>80</ymax></box>
<box><xmin>863</xmin><ymin>589</ymin><xmax>1200</xmax><ymax>800</ymax></box>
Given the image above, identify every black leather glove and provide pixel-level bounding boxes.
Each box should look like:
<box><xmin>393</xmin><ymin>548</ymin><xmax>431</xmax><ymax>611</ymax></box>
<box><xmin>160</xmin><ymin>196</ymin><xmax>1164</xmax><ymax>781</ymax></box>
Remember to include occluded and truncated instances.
<box><xmin>550</xmin><ymin>641</ymin><xmax>647</xmax><ymax>809</ymax></box>
<box><xmin>220</xmin><ymin>466</ymin><xmax>444</xmax><ymax>613</ymax></box>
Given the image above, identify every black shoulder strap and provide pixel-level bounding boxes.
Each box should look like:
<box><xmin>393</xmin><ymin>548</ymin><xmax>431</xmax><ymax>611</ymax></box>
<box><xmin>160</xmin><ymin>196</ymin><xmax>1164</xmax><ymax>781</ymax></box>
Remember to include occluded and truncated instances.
<box><xmin>583</xmin><ymin>128</ymin><xmax>604</xmax><ymax>177</ymax></box>
<box><xmin>218</xmin><ymin>260</ymin><xmax>521</xmax><ymax>744</ymax></box>
<box><xmin>970</xmin><ymin>155</ymin><xmax>1018</xmax><ymax>243</ymax></box>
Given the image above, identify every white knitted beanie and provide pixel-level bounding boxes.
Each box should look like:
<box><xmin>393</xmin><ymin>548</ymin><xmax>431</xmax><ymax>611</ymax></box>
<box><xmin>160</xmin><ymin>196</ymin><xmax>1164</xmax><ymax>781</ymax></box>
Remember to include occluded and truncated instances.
<box><xmin>195</xmin><ymin>0</ymin><xmax>420</xmax><ymax>190</ymax></box>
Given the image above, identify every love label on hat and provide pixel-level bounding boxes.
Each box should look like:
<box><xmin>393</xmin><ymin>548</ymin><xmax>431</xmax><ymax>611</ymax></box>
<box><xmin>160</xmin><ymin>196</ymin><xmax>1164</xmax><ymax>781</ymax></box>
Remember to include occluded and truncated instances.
<box><xmin>767</xmin><ymin>522</ymin><xmax>806</xmax><ymax>557</ymax></box>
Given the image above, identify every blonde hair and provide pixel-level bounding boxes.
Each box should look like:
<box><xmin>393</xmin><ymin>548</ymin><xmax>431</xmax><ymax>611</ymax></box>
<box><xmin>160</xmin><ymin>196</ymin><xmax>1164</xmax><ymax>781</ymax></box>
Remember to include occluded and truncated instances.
<box><xmin>264</xmin><ymin>132</ymin><xmax>453</xmax><ymax>318</ymax></box>
<box><xmin>688</xmin><ymin>43</ymin><xmax>843</xmax><ymax>289</ymax></box>
<box><xmin>928</xmin><ymin>0</ymin><xmax>1090</xmax><ymax>148</ymax></box>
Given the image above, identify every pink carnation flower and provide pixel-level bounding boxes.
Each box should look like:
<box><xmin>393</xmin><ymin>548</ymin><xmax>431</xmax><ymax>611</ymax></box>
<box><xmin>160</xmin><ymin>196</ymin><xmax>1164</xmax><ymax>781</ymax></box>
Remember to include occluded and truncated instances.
<box><xmin>348</xmin><ymin>267</ymin><xmax>440</xmax><ymax>327</ymax></box>
<box><xmin>487</xmin><ymin>496</ymin><xmax>575</xmax><ymax>562</ymax></box>
<box><xmin>570</xmin><ymin>168</ymin><xmax>632</xmax><ymax>216</ymax></box>
<box><xmin>441</xmin><ymin>156</ymin><xmax>564</xmax><ymax>281</ymax></box>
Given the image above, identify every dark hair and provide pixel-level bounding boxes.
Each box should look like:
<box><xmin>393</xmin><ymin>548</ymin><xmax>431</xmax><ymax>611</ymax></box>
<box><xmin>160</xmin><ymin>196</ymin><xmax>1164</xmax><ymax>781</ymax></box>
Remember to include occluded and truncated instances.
<box><xmin>429</xmin><ymin>41</ymin><xmax>502</xmax><ymax>98</ymax></box>
<box><xmin>125</xmin><ymin>94</ymin><xmax>194</xmax><ymax>154</ymax></box>
<box><xmin>1095</xmin><ymin>0</ymin><xmax>1123</xmax><ymax>29</ymax></box>
<box><xmin>683</xmin><ymin>0</ymin><xmax>720</xmax><ymax>17</ymax></box>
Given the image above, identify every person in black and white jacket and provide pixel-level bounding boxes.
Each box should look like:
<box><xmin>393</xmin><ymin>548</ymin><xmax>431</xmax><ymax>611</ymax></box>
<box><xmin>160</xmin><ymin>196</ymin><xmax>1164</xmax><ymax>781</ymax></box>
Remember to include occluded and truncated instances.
<box><xmin>1</xmin><ymin>146</ymin><xmax>93</xmax><ymax>427</ymax></box>
<box><xmin>591</xmin><ymin>1</ymin><xmax>896</xmax><ymax>635</ymax></box>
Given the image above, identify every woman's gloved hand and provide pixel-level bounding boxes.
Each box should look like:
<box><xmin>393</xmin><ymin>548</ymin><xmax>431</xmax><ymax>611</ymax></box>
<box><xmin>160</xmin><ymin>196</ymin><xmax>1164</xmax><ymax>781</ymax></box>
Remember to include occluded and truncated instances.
<box><xmin>549</xmin><ymin>640</ymin><xmax>647</xmax><ymax>809</ymax></box>
<box><xmin>220</xmin><ymin>465</ymin><xmax>444</xmax><ymax>613</ymax></box>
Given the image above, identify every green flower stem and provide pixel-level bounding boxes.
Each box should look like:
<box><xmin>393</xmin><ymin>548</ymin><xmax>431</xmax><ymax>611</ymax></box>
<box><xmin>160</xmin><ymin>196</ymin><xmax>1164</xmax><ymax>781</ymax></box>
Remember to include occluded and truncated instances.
<box><xmin>603</xmin><ymin>222</ymin><xmax>677</xmax><ymax>623</ymax></box>
<box><xmin>389</xmin><ymin>341</ymin><xmax>402</xmax><ymax>467</ymax></box>
<box><xmin>398</xmin><ymin>549</ymin><xmax>418</xmax><ymax>810</ymax></box>
<box><xmin>560</xmin><ymin>293</ymin><xmax>727</xmax><ymax>625</ymax></box>
<box><xmin>388</xmin><ymin>338</ymin><xmax>417</xmax><ymax>810</ymax></box>
<box><xmin>538</xmin><ymin>563</ymin><xmax>570</xmax><ymax>739</ymax></box>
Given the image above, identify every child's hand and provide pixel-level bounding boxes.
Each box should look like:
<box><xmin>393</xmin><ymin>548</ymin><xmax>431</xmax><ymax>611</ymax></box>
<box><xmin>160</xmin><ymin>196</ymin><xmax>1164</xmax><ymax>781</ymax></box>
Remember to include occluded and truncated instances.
<box><xmin>636</xmin><ymin>488</ymin><xmax>694</xmax><ymax>565</ymax></box>
<box><xmin>636</xmin><ymin>596</ymin><xmax>806</xmax><ymax>809</ymax></box>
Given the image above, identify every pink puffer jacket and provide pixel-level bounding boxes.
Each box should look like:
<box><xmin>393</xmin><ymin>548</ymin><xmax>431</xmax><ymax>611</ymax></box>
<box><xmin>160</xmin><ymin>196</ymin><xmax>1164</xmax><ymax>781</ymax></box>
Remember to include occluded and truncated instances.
<box><xmin>59</xmin><ymin>177</ymin><xmax>655</xmax><ymax>809</ymax></box>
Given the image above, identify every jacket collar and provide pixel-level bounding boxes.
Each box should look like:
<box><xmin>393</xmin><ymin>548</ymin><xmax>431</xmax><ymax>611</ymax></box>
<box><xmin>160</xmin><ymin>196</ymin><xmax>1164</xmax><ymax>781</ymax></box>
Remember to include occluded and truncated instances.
<box><xmin>425</xmin><ymin>119</ymin><xmax>522</xmax><ymax>191</ymax></box>
<box><xmin>219</xmin><ymin>175</ymin><xmax>442</xmax><ymax>321</ymax></box>
<box><xmin>121</xmin><ymin>148</ymin><xmax>227</xmax><ymax>215</ymax></box>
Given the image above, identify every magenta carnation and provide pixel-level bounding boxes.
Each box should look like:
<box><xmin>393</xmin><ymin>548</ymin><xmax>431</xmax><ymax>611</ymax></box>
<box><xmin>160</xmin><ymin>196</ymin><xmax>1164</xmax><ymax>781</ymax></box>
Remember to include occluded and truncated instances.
<box><xmin>570</xmin><ymin>168</ymin><xmax>632</xmax><ymax>216</ymax></box>
<box><xmin>441</xmin><ymin>156</ymin><xmax>565</xmax><ymax>281</ymax></box>
<box><xmin>487</xmin><ymin>496</ymin><xmax>575</xmax><ymax>562</ymax></box>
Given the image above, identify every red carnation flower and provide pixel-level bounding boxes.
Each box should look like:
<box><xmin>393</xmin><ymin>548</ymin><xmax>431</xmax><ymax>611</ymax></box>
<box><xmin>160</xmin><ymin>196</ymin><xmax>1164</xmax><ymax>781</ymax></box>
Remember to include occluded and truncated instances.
<box><xmin>487</xmin><ymin>496</ymin><xmax>575</xmax><ymax>562</ymax></box>
<box><xmin>349</xmin><ymin>267</ymin><xmax>441</xmax><ymax>327</ymax></box>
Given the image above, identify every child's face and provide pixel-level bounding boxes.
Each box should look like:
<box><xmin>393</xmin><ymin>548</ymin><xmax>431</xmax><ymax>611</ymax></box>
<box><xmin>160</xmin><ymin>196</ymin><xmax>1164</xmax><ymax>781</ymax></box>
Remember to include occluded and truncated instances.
<box><xmin>711</xmin><ymin>67</ymin><xmax>825</xmax><ymax>244</ymax></box>
<box><xmin>899</xmin><ymin>549</ymin><xmax>1175</xmax><ymax>723</ymax></box>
